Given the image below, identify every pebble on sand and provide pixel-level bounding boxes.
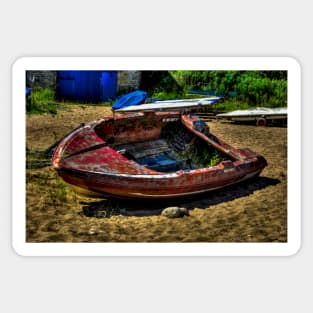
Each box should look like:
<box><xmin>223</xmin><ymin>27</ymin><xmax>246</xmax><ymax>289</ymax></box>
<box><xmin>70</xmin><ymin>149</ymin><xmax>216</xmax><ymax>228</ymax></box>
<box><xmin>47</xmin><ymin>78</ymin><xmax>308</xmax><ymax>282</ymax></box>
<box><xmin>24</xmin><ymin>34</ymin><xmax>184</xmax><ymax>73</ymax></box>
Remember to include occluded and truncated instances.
<box><xmin>161</xmin><ymin>207</ymin><xmax>189</xmax><ymax>218</ymax></box>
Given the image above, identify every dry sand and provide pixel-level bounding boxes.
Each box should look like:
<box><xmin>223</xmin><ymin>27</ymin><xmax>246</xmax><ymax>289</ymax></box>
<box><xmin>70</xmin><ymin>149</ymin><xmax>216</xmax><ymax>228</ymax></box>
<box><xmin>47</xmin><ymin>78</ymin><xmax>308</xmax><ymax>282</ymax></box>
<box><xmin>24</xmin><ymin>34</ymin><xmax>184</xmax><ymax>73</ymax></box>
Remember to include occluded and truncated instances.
<box><xmin>26</xmin><ymin>105</ymin><xmax>287</xmax><ymax>242</ymax></box>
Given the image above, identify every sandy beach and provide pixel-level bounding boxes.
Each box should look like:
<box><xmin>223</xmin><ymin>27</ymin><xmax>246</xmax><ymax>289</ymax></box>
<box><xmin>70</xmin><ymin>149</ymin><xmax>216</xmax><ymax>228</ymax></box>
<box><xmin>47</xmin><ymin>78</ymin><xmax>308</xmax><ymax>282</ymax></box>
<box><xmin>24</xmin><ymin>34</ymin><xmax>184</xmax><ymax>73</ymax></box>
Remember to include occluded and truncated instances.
<box><xmin>26</xmin><ymin>106</ymin><xmax>287</xmax><ymax>242</ymax></box>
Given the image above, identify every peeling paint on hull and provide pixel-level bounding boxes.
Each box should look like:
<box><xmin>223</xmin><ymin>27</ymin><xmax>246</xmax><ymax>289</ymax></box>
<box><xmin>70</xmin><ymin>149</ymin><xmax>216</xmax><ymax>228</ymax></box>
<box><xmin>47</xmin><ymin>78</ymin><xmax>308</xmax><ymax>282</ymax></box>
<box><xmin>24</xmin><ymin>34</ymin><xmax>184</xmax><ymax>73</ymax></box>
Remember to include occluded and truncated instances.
<box><xmin>52</xmin><ymin>112</ymin><xmax>267</xmax><ymax>200</ymax></box>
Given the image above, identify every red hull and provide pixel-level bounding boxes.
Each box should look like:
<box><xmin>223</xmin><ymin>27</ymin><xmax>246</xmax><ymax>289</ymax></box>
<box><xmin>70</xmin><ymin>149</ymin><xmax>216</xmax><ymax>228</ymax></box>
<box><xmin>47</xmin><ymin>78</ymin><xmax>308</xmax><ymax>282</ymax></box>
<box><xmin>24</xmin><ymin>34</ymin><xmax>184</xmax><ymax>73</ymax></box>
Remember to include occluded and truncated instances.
<box><xmin>52</xmin><ymin>112</ymin><xmax>267</xmax><ymax>199</ymax></box>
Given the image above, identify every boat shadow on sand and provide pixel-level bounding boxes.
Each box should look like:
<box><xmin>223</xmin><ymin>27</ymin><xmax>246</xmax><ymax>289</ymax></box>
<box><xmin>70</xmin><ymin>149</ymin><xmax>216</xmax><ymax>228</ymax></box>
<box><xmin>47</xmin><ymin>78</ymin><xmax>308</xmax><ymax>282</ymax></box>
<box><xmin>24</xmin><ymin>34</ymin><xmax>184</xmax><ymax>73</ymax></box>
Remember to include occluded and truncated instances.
<box><xmin>81</xmin><ymin>176</ymin><xmax>280</xmax><ymax>218</ymax></box>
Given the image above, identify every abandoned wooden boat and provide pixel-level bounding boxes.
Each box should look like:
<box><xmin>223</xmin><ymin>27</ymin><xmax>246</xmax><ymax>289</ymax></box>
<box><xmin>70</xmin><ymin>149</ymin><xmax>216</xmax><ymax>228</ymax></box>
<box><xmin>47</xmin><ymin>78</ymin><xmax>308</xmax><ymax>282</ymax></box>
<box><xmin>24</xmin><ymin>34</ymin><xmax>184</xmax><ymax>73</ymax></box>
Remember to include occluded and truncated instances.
<box><xmin>52</xmin><ymin>111</ymin><xmax>267</xmax><ymax>199</ymax></box>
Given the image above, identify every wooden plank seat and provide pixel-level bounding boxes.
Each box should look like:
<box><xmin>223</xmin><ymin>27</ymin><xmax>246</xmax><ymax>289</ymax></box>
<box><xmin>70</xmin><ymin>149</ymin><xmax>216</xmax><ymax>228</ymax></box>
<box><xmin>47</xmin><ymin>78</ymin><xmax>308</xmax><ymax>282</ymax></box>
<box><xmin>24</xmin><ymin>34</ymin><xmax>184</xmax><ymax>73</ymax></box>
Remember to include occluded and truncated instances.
<box><xmin>115</xmin><ymin>139</ymin><xmax>184</xmax><ymax>172</ymax></box>
<box><xmin>116</xmin><ymin>139</ymin><xmax>171</xmax><ymax>159</ymax></box>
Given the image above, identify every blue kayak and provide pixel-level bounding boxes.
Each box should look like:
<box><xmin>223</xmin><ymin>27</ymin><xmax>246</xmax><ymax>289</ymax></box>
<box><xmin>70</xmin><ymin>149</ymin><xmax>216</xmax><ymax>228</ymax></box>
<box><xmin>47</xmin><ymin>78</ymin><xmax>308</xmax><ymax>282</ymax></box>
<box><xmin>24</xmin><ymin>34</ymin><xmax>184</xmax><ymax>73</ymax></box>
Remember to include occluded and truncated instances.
<box><xmin>112</xmin><ymin>90</ymin><xmax>147</xmax><ymax>110</ymax></box>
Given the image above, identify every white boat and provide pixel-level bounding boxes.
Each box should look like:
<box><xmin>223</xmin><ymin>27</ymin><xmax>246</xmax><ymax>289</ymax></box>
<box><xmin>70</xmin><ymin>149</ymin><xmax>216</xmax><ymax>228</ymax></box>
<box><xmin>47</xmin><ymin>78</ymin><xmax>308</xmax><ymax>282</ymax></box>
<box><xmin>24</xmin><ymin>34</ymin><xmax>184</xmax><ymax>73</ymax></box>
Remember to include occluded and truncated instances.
<box><xmin>216</xmin><ymin>107</ymin><xmax>287</xmax><ymax>126</ymax></box>
<box><xmin>114</xmin><ymin>97</ymin><xmax>223</xmax><ymax>113</ymax></box>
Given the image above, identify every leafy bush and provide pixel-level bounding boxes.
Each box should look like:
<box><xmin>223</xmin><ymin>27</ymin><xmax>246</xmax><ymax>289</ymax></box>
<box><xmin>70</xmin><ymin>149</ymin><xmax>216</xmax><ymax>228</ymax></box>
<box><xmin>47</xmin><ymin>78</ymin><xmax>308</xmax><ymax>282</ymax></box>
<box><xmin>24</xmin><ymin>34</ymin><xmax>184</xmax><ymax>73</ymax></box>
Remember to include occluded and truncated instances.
<box><xmin>170</xmin><ymin>71</ymin><xmax>287</xmax><ymax>108</ymax></box>
<box><xmin>27</xmin><ymin>87</ymin><xmax>60</xmax><ymax>114</ymax></box>
<box><xmin>235</xmin><ymin>73</ymin><xmax>287</xmax><ymax>107</ymax></box>
<box><xmin>212</xmin><ymin>100</ymin><xmax>251</xmax><ymax>113</ymax></box>
<box><xmin>140</xmin><ymin>71</ymin><xmax>183</xmax><ymax>95</ymax></box>
<box><xmin>151</xmin><ymin>91</ymin><xmax>185</xmax><ymax>100</ymax></box>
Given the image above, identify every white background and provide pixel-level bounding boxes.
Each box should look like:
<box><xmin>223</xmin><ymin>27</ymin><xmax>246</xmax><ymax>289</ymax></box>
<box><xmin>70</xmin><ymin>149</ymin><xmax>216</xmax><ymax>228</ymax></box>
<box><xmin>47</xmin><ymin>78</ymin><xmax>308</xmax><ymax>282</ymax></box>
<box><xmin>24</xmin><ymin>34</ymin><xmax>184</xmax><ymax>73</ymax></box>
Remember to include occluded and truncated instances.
<box><xmin>1</xmin><ymin>1</ymin><xmax>311</xmax><ymax>312</ymax></box>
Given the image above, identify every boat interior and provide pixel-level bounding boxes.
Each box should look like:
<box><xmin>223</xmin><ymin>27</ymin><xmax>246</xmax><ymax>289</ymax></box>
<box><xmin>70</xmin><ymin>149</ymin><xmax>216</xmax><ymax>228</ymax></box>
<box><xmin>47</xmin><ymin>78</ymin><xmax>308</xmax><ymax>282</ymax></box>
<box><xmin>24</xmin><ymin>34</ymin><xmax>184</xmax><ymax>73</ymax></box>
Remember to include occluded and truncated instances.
<box><xmin>112</xmin><ymin>120</ymin><xmax>228</xmax><ymax>173</ymax></box>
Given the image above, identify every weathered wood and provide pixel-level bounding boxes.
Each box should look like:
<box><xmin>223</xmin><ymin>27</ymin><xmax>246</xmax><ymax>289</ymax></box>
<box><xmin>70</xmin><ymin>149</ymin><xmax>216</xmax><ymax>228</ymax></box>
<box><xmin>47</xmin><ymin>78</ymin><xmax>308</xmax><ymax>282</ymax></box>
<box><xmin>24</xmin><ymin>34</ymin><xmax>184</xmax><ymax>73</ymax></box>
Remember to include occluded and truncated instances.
<box><xmin>52</xmin><ymin>112</ymin><xmax>267</xmax><ymax>200</ymax></box>
<box><xmin>116</xmin><ymin>139</ymin><xmax>171</xmax><ymax>159</ymax></box>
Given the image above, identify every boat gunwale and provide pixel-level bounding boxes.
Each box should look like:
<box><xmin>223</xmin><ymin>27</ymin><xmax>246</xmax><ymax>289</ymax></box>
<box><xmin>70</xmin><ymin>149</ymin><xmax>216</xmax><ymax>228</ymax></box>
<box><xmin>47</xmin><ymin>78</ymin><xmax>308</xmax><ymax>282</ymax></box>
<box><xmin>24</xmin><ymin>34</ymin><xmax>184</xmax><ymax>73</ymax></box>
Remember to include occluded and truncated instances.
<box><xmin>52</xmin><ymin>114</ymin><xmax>265</xmax><ymax>179</ymax></box>
<box><xmin>51</xmin><ymin>112</ymin><xmax>267</xmax><ymax>199</ymax></box>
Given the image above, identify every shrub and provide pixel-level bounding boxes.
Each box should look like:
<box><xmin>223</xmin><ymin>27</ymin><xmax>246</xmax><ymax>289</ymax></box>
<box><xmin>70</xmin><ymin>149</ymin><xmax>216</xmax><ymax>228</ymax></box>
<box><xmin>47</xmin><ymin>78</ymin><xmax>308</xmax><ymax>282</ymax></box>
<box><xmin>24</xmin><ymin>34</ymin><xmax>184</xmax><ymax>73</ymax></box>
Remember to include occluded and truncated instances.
<box><xmin>27</xmin><ymin>87</ymin><xmax>60</xmax><ymax>114</ymax></box>
<box><xmin>170</xmin><ymin>71</ymin><xmax>287</xmax><ymax>107</ymax></box>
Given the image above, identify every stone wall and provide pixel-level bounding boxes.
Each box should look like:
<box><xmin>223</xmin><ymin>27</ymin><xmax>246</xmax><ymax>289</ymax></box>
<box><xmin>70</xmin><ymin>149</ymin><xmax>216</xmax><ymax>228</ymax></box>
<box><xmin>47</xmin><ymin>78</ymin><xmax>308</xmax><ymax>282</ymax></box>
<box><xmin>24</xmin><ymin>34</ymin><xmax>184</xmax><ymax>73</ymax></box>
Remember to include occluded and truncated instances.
<box><xmin>26</xmin><ymin>71</ymin><xmax>57</xmax><ymax>89</ymax></box>
<box><xmin>117</xmin><ymin>71</ymin><xmax>142</xmax><ymax>94</ymax></box>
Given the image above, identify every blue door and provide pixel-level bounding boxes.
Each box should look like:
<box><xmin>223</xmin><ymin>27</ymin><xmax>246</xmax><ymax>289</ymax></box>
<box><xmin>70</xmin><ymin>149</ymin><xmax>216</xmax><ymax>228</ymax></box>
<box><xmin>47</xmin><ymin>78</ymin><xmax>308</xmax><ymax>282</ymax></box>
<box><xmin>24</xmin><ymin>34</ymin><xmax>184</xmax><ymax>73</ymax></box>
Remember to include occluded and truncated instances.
<box><xmin>100</xmin><ymin>71</ymin><xmax>117</xmax><ymax>101</ymax></box>
<box><xmin>57</xmin><ymin>71</ymin><xmax>117</xmax><ymax>103</ymax></box>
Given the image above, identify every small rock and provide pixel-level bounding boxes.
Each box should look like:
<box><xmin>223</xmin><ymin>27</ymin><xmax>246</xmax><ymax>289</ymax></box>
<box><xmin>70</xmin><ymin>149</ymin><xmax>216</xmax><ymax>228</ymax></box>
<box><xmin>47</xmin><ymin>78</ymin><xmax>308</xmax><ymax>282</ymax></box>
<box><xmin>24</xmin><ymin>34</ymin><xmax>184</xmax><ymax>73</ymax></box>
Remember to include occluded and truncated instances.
<box><xmin>94</xmin><ymin>209</ymin><xmax>108</xmax><ymax>218</ymax></box>
<box><xmin>88</xmin><ymin>227</ymin><xmax>97</xmax><ymax>235</ymax></box>
<box><xmin>161</xmin><ymin>207</ymin><xmax>189</xmax><ymax>218</ymax></box>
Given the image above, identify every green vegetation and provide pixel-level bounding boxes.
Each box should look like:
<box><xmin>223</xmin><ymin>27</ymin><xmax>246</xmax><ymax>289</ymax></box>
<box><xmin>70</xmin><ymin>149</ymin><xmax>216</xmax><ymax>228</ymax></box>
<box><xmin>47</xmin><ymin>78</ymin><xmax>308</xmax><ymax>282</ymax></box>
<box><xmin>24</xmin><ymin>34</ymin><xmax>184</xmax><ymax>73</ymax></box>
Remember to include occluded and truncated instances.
<box><xmin>170</xmin><ymin>70</ymin><xmax>287</xmax><ymax>108</ymax></box>
<box><xmin>140</xmin><ymin>71</ymin><xmax>184</xmax><ymax>95</ymax></box>
<box><xmin>53</xmin><ymin>176</ymin><xmax>70</xmax><ymax>203</ymax></box>
<box><xmin>150</xmin><ymin>91</ymin><xmax>186</xmax><ymax>101</ymax></box>
<box><xmin>27</xmin><ymin>87</ymin><xmax>60</xmax><ymax>114</ymax></box>
<box><xmin>26</xmin><ymin>149</ymin><xmax>52</xmax><ymax>169</ymax></box>
<box><xmin>26</xmin><ymin>167</ymin><xmax>80</xmax><ymax>215</ymax></box>
<box><xmin>27</xmin><ymin>71</ymin><xmax>287</xmax><ymax>115</ymax></box>
<box><xmin>26</xmin><ymin>88</ymin><xmax>114</xmax><ymax>115</ymax></box>
<box><xmin>178</xmin><ymin>138</ymin><xmax>225</xmax><ymax>168</ymax></box>
<box><xmin>144</xmin><ymin>71</ymin><xmax>287</xmax><ymax>110</ymax></box>
<box><xmin>199</xmin><ymin>148</ymin><xmax>223</xmax><ymax>167</ymax></box>
<box><xmin>207</xmin><ymin>99</ymin><xmax>251</xmax><ymax>113</ymax></box>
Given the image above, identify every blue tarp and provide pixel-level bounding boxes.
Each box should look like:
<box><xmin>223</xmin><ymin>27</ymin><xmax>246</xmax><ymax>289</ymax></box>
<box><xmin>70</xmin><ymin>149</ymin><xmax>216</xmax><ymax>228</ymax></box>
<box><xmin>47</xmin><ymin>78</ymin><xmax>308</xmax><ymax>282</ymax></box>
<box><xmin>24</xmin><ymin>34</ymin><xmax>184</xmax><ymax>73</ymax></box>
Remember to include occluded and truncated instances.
<box><xmin>112</xmin><ymin>90</ymin><xmax>147</xmax><ymax>110</ymax></box>
<box><xmin>139</xmin><ymin>153</ymin><xmax>178</xmax><ymax>172</ymax></box>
